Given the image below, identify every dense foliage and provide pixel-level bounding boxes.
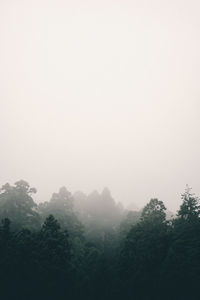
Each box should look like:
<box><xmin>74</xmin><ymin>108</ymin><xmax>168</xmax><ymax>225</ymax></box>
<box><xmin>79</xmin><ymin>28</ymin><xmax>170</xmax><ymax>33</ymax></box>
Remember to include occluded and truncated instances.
<box><xmin>0</xmin><ymin>181</ymin><xmax>199</xmax><ymax>300</ymax></box>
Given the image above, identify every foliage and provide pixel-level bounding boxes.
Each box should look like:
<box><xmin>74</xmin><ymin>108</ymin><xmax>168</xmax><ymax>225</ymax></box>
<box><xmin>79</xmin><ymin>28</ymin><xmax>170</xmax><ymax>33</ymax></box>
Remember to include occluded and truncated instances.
<box><xmin>177</xmin><ymin>185</ymin><xmax>200</xmax><ymax>221</ymax></box>
<box><xmin>141</xmin><ymin>198</ymin><xmax>166</xmax><ymax>224</ymax></box>
<box><xmin>0</xmin><ymin>181</ymin><xmax>200</xmax><ymax>300</ymax></box>
<box><xmin>0</xmin><ymin>180</ymin><xmax>40</xmax><ymax>230</ymax></box>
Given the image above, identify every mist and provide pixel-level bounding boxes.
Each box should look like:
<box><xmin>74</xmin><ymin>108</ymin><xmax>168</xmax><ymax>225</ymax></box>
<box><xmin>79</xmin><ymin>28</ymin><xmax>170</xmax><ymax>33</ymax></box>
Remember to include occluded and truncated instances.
<box><xmin>1</xmin><ymin>2</ymin><xmax>200</xmax><ymax>299</ymax></box>
<box><xmin>1</xmin><ymin>0</ymin><xmax>200</xmax><ymax>211</ymax></box>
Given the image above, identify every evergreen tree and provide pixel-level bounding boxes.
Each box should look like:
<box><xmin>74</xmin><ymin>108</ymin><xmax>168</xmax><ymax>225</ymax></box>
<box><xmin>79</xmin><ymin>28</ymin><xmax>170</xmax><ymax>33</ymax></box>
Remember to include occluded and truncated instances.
<box><xmin>177</xmin><ymin>185</ymin><xmax>200</xmax><ymax>221</ymax></box>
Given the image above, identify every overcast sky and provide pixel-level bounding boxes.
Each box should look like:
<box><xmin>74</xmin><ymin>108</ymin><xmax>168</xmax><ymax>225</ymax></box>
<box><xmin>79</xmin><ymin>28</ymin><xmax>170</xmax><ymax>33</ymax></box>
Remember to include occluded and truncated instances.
<box><xmin>1</xmin><ymin>0</ymin><xmax>200</xmax><ymax>211</ymax></box>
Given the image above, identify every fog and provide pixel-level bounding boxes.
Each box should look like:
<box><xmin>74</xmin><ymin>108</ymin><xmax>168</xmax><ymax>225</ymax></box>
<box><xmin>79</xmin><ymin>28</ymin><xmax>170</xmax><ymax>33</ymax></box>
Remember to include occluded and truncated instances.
<box><xmin>1</xmin><ymin>0</ymin><xmax>200</xmax><ymax>212</ymax></box>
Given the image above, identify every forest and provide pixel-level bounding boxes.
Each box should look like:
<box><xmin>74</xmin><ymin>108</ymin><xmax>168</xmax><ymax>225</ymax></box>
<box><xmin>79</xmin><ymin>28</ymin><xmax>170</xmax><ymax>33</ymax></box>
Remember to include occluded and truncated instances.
<box><xmin>0</xmin><ymin>180</ymin><xmax>200</xmax><ymax>300</ymax></box>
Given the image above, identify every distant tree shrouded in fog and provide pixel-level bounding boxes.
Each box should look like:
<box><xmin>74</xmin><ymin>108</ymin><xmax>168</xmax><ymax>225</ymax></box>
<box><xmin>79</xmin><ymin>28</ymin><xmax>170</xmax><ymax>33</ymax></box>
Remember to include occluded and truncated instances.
<box><xmin>0</xmin><ymin>180</ymin><xmax>40</xmax><ymax>230</ymax></box>
<box><xmin>0</xmin><ymin>181</ymin><xmax>200</xmax><ymax>300</ymax></box>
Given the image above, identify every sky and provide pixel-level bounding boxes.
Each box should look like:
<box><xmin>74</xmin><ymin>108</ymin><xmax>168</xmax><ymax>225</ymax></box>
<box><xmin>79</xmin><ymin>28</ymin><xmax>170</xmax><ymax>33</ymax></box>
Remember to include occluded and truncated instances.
<box><xmin>0</xmin><ymin>0</ymin><xmax>200</xmax><ymax>211</ymax></box>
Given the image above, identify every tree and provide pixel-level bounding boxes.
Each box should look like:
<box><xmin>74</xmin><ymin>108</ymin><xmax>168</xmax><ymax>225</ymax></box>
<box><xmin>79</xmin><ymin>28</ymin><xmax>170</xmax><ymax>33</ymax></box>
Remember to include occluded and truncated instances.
<box><xmin>141</xmin><ymin>198</ymin><xmax>166</xmax><ymax>224</ymax></box>
<box><xmin>119</xmin><ymin>210</ymin><xmax>141</xmax><ymax>239</ymax></box>
<box><xmin>119</xmin><ymin>198</ymin><xmax>169</xmax><ymax>299</ymax></box>
<box><xmin>14</xmin><ymin>180</ymin><xmax>37</xmax><ymax>194</ymax></box>
<box><xmin>39</xmin><ymin>187</ymin><xmax>83</xmax><ymax>239</ymax></box>
<box><xmin>41</xmin><ymin>214</ymin><xmax>61</xmax><ymax>236</ymax></box>
<box><xmin>39</xmin><ymin>186</ymin><xmax>74</xmax><ymax>220</ymax></box>
<box><xmin>0</xmin><ymin>180</ymin><xmax>40</xmax><ymax>230</ymax></box>
<box><xmin>37</xmin><ymin>215</ymin><xmax>72</xmax><ymax>299</ymax></box>
<box><xmin>177</xmin><ymin>185</ymin><xmax>200</xmax><ymax>221</ymax></box>
<box><xmin>0</xmin><ymin>218</ymin><xmax>11</xmax><ymax>237</ymax></box>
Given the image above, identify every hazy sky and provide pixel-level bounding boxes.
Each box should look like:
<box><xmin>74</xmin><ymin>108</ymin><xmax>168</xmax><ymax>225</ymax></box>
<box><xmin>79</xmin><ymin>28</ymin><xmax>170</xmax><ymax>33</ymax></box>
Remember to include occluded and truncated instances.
<box><xmin>1</xmin><ymin>0</ymin><xmax>200</xmax><ymax>211</ymax></box>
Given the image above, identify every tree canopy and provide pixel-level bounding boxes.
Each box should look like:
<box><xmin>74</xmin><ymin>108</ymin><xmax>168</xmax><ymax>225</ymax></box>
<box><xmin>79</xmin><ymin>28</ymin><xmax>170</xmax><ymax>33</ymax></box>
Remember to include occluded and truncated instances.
<box><xmin>0</xmin><ymin>181</ymin><xmax>199</xmax><ymax>300</ymax></box>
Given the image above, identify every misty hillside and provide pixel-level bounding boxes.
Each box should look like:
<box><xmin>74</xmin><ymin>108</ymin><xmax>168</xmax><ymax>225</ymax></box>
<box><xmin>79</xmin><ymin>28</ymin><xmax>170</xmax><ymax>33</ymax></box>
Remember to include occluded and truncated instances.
<box><xmin>0</xmin><ymin>180</ymin><xmax>200</xmax><ymax>300</ymax></box>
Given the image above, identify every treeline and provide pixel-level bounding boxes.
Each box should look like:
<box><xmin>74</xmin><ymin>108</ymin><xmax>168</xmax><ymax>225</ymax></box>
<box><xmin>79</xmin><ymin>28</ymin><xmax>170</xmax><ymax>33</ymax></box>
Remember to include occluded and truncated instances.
<box><xmin>0</xmin><ymin>180</ymin><xmax>200</xmax><ymax>300</ymax></box>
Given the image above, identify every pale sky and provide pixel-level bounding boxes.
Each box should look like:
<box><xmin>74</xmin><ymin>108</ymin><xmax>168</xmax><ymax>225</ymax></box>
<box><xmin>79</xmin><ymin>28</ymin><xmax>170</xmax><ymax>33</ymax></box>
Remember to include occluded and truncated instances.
<box><xmin>0</xmin><ymin>0</ymin><xmax>200</xmax><ymax>211</ymax></box>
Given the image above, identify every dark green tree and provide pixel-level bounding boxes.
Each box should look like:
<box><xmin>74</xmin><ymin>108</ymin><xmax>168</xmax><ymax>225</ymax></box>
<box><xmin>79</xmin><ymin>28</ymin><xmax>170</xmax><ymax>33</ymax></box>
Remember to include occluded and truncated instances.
<box><xmin>177</xmin><ymin>185</ymin><xmax>200</xmax><ymax>221</ymax></box>
<box><xmin>120</xmin><ymin>198</ymin><xmax>169</xmax><ymax>300</ymax></box>
<box><xmin>141</xmin><ymin>198</ymin><xmax>166</xmax><ymax>224</ymax></box>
